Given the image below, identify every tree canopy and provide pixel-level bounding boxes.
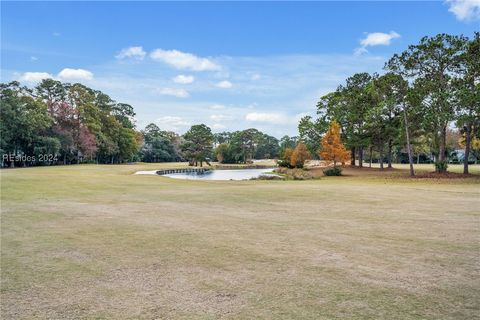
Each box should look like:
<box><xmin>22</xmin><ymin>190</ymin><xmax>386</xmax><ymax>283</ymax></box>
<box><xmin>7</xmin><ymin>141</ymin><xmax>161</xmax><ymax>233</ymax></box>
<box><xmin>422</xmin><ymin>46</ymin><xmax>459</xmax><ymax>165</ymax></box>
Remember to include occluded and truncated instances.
<box><xmin>320</xmin><ymin>121</ymin><xmax>350</xmax><ymax>167</ymax></box>
<box><xmin>1</xmin><ymin>80</ymin><xmax>140</xmax><ymax>166</ymax></box>
<box><xmin>308</xmin><ymin>33</ymin><xmax>479</xmax><ymax>174</ymax></box>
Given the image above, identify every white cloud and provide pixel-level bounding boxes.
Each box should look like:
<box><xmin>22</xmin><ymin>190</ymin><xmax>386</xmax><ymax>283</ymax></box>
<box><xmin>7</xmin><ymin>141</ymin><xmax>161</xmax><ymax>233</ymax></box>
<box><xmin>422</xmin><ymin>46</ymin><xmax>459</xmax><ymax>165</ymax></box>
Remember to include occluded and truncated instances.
<box><xmin>209</xmin><ymin>104</ymin><xmax>226</xmax><ymax>110</ymax></box>
<box><xmin>353</xmin><ymin>47</ymin><xmax>369</xmax><ymax>56</ymax></box>
<box><xmin>245</xmin><ymin>112</ymin><xmax>288</xmax><ymax>124</ymax></box>
<box><xmin>57</xmin><ymin>68</ymin><xmax>93</xmax><ymax>81</ymax></box>
<box><xmin>212</xmin><ymin>123</ymin><xmax>226</xmax><ymax>130</ymax></box>
<box><xmin>173</xmin><ymin>74</ymin><xmax>195</xmax><ymax>84</ymax></box>
<box><xmin>155</xmin><ymin>87</ymin><xmax>190</xmax><ymax>98</ymax></box>
<box><xmin>116</xmin><ymin>46</ymin><xmax>146</xmax><ymax>60</ymax></box>
<box><xmin>210</xmin><ymin>114</ymin><xmax>232</xmax><ymax>121</ymax></box>
<box><xmin>155</xmin><ymin>116</ymin><xmax>190</xmax><ymax>131</ymax></box>
<box><xmin>52</xmin><ymin>32</ymin><xmax>61</xmax><ymax>37</ymax></box>
<box><xmin>446</xmin><ymin>0</ymin><xmax>480</xmax><ymax>21</ymax></box>
<box><xmin>30</xmin><ymin>56</ymin><xmax>38</xmax><ymax>61</ymax></box>
<box><xmin>19</xmin><ymin>72</ymin><xmax>53</xmax><ymax>83</ymax></box>
<box><xmin>150</xmin><ymin>49</ymin><xmax>220</xmax><ymax>71</ymax></box>
<box><xmin>18</xmin><ymin>68</ymin><xmax>93</xmax><ymax>83</ymax></box>
<box><xmin>215</xmin><ymin>80</ymin><xmax>233</xmax><ymax>89</ymax></box>
<box><xmin>360</xmin><ymin>31</ymin><xmax>400</xmax><ymax>47</ymax></box>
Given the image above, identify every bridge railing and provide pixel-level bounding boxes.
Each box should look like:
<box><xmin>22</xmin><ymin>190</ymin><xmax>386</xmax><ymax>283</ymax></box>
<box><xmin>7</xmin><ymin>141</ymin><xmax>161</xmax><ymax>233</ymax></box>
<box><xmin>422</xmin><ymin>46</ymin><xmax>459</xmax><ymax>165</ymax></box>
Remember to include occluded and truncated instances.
<box><xmin>156</xmin><ymin>168</ymin><xmax>212</xmax><ymax>175</ymax></box>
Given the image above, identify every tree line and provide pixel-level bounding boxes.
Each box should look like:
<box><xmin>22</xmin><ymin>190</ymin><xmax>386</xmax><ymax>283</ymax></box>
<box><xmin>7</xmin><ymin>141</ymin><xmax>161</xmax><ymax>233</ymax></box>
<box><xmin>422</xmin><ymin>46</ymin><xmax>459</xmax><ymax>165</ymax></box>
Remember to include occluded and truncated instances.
<box><xmin>142</xmin><ymin>125</ymin><xmax>287</xmax><ymax>166</ymax></box>
<box><xmin>2</xmin><ymin>33</ymin><xmax>478</xmax><ymax>174</ymax></box>
<box><xmin>1</xmin><ymin>80</ymin><xmax>141</xmax><ymax>167</ymax></box>
<box><xmin>298</xmin><ymin>33</ymin><xmax>479</xmax><ymax>174</ymax></box>
<box><xmin>0</xmin><ymin>80</ymin><xmax>289</xmax><ymax>167</ymax></box>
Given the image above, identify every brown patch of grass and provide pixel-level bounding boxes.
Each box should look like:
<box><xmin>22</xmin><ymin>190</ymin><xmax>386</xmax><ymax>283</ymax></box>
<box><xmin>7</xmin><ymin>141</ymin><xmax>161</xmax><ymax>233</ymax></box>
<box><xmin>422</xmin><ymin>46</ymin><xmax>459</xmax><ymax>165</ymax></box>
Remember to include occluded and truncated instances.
<box><xmin>1</xmin><ymin>163</ymin><xmax>479</xmax><ymax>319</ymax></box>
<box><xmin>413</xmin><ymin>171</ymin><xmax>475</xmax><ymax>179</ymax></box>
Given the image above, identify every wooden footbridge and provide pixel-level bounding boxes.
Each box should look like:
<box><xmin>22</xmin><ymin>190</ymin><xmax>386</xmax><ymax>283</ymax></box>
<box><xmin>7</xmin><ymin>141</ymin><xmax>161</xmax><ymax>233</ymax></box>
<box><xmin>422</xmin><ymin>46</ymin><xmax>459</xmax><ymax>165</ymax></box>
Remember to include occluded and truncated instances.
<box><xmin>156</xmin><ymin>168</ymin><xmax>212</xmax><ymax>175</ymax></box>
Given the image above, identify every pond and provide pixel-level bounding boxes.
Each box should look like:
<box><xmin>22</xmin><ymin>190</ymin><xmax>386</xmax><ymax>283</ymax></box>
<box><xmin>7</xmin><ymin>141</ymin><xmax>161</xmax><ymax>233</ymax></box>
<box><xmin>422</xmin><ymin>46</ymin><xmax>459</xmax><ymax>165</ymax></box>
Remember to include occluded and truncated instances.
<box><xmin>164</xmin><ymin>168</ymin><xmax>276</xmax><ymax>180</ymax></box>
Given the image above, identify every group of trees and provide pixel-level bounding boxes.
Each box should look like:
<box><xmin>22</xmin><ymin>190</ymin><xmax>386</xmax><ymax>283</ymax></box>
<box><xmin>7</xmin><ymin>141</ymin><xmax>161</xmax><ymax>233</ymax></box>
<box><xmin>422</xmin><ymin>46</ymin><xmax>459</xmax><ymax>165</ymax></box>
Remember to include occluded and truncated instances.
<box><xmin>279</xmin><ymin>120</ymin><xmax>350</xmax><ymax>169</ymax></box>
<box><xmin>139</xmin><ymin>125</ymin><xmax>284</xmax><ymax>167</ymax></box>
<box><xmin>279</xmin><ymin>143</ymin><xmax>310</xmax><ymax>168</ymax></box>
<box><xmin>299</xmin><ymin>33</ymin><xmax>479</xmax><ymax>174</ymax></box>
<box><xmin>0</xmin><ymin>75</ymin><xmax>297</xmax><ymax>168</ymax></box>
<box><xmin>140</xmin><ymin>123</ymin><xmax>183</xmax><ymax>163</ymax></box>
<box><xmin>0</xmin><ymin>78</ymin><xmax>287</xmax><ymax>168</ymax></box>
<box><xmin>2</xmin><ymin>33</ymin><xmax>477</xmax><ymax>174</ymax></box>
<box><xmin>1</xmin><ymin>79</ymin><xmax>141</xmax><ymax>167</ymax></box>
<box><xmin>214</xmin><ymin>129</ymin><xmax>280</xmax><ymax>164</ymax></box>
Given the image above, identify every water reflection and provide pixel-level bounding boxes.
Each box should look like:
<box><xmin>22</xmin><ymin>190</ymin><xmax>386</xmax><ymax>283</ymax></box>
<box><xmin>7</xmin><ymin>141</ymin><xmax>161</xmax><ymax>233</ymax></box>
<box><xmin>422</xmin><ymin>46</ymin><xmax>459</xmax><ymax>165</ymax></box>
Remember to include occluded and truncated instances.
<box><xmin>164</xmin><ymin>168</ymin><xmax>275</xmax><ymax>180</ymax></box>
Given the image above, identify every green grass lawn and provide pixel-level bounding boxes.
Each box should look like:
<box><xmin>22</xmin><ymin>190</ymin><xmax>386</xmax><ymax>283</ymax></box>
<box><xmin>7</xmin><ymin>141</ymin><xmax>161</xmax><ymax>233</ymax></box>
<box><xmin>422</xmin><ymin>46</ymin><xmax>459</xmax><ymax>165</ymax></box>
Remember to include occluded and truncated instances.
<box><xmin>1</xmin><ymin>163</ymin><xmax>479</xmax><ymax>319</ymax></box>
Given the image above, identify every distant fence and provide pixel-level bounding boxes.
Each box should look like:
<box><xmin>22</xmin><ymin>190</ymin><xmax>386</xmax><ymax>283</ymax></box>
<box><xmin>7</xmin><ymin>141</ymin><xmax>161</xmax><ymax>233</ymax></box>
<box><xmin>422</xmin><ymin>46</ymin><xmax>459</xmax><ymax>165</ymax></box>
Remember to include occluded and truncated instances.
<box><xmin>156</xmin><ymin>168</ymin><xmax>212</xmax><ymax>175</ymax></box>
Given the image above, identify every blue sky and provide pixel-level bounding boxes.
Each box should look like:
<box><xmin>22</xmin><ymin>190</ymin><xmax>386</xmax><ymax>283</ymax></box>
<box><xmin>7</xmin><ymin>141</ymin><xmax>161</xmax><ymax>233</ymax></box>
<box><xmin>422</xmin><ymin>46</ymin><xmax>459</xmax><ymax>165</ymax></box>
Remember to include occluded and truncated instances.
<box><xmin>1</xmin><ymin>1</ymin><xmax>479</xmax><ymax>137</ymax></box>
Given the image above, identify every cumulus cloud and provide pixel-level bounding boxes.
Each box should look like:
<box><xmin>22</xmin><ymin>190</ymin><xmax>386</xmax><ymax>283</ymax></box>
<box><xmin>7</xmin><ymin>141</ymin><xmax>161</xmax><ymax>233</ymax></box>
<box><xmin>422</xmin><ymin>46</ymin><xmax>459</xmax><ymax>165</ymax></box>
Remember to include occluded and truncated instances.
<box><xmin>57</xmin><ymin>68</ymin><xmax>93</xmax><ymax>81</ymax></box>
<box><xmin>19</xmin><ymin>72</ymin><xmax>53</xmax><ymax>83</ymax></box>
<box><xmin>155</xmin><ymin>116</ymin><xmax>190</xmax><ymax>131</ymax></box>
<box><xmin>360</xmin><ymin>31</ymin><xmax>400</xmax><ymax>47</ymax></box>
<box><xmin>209</xmin><ymin>104</ymin><xmax>226</xmax><ymax>110</ymax></box>
<box><xmin>210</xmin><ymin>114</ymin><xmax>232</xmax><ymax>122</ymax></box>
<box><xmin>245</xmin><ymin>112</ymin><xmax>288</xmax><ymax>124</ymax></box>
<box><xmin>155</xmin><ymin>87</ymin><xmax>190</xmax><ymax>98</ymax></box>
<box><xmin>150</xmin><ymin>49</ymin><xmax>220</xmax><ymax>71</ymax></box>
<box><xmin>116</xmin><ymin>46</ymin><xmax>146</xmax><ymax>60</ymax></box>
<box><xmin>215</xmin><ymin>80</ymin><xmax>233</xmax><ymax>89</ymax></box>
<box><xmin>173</xmin><ymin>74</ymin><xmax>195</xmax><ymax>84</ymax></box>
<box><xmin>446</xmin><ymin>0</ymin><xmax>480</xmax><ymax>21</ymax></box>
<box><xmin>18</xmin><ymin>68</ymin><xmax>93</xmax><ymax>83</ymax></box>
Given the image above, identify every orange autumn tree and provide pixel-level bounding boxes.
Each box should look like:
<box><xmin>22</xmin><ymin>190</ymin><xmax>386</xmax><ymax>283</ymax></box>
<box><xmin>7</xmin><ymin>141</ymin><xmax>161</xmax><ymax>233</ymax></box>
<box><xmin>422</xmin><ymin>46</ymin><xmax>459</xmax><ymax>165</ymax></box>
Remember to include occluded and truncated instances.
<box><xmin>319</xmin><ymin>120</ymin><xmax>350</xmax><ymax>166</ymax></box>
<box><xmin>291</xmin><ymin>142</ymin><xmax>312</xmax><ymax>168</ymax></box>
<box><xmin>279</xmin><ymin>147</ymin><xmax>294</xmax><ymax>167</ymax></box>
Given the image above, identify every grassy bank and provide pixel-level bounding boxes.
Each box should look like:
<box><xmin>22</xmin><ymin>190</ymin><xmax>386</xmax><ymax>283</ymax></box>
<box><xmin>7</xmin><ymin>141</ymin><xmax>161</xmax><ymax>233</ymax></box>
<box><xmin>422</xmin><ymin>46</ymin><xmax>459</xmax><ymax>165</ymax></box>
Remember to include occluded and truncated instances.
<box><xmin>1</xmin><ymin>163</ymin><xmax>479</xmax><ymax>319</ymax></box>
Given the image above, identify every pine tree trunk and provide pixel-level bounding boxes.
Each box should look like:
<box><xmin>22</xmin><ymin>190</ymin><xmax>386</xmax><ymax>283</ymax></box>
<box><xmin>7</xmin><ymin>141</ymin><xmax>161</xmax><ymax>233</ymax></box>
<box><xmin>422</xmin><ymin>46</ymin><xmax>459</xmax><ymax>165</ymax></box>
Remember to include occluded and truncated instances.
<box><xmin>351</xmin><ymin>147</ymin><xmax>355</xmax><ymax>166</ymax></box>
<box><xmin>369</xmin><ymin>146</ymin><xmax>373</xmax><ymax>168</ymax></box>
<box><xmin>11</xmin><ymin>146</ymin><xmax>16</xmax><ymax>168</ymax></box>
<box><xmin>438</xmin><ymin>125</ymin><xmax>447</xmax><ymax>172</ymax></box>
<box><xmin>379</xmin><ymin>145</ymin><xmax>384</xmax><ymax>170</ymax></box>
<box><xmin>464</xmin><ymin>124</ymin><xmax>471</xmax><ymax>175</ymax></box>
<box><xmin>403</xmin><ymin>108</ymin><xmax>414</xmax><ymax>176</ymax></box>
<box><xmin>358</xmin><ymin>147</ymin><xmax>363</xmax><ymax>168</ymax></box>
<box><xmin>387</xmin><ymin>140</ymin><xmax>393</xmax><ymax>168</ymax></box>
